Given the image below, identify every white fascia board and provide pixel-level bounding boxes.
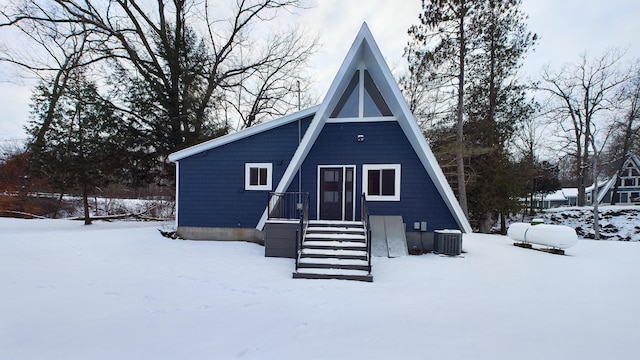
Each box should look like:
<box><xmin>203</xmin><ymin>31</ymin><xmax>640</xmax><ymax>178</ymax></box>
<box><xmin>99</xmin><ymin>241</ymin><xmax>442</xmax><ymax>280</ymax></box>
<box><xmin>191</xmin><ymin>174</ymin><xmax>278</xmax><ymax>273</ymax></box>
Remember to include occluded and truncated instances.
<box><xmin>597</xmin><ymin>176</ymin><xmax>618</xmax><ymax>204</ymax></box>
<box><xmin>168</xmin><ymin>105</ymin><xmax>319</xmax><ymax>162</ymax></box>
<box><xmin>256</xmin><ymin>109</ymin><xmax>326</xmax><ymax>230</ymax></box>
<box><xmin>398</xmin><ymin>113</ymin><xmax>473</xmax><ymax>233</ymax></box>
<box><xmin>174</xmin><ymin>161</ymin><xmax>179</xmax><ymax>229</ymax></box>
<box><xmin>628</xmin><ymin>154</ymin><xmax>640</xmax><ymax>168</ymax></box>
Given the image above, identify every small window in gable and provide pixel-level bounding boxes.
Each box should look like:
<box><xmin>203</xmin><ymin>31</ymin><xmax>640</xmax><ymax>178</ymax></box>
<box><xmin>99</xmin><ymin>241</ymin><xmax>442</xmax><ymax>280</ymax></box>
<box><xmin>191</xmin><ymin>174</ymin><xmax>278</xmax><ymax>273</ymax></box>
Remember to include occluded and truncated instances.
<box><xmin>363</xmin><ymin>164</ymin><xmax>401</xmax><ymax>201</ymax></box>
<box><xmin>330</xmin><ymin>68</ymin><xmax>393</xmax><ymax>119</ymax></box>
<box><xmin>363</xmin><ymin>70</ymin><xmax>392</xmax><ymax>117</ymax></box>
<box><xmin>331</xmin><ymin>72</ymin><xmax>360</xmax><ymax>118</ymax></box>
<box><xmin>245</xmin><ymin>163</ymin><xmax>272</xmax><ymax>191</ymax></box>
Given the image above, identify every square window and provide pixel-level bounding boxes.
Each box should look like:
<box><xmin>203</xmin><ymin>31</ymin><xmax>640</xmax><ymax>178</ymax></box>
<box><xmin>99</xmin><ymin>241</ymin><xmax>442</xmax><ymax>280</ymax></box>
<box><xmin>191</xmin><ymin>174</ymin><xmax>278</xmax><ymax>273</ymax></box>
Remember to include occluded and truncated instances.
<box><xmin>363</xmin><ymin>164</ymin><xmax>401</xmax><ymax>201</ymax></box>
<box><xmin>245</xmin><ymin>163</ymin><xmax>272</xmax><ymax>191</ymax></box>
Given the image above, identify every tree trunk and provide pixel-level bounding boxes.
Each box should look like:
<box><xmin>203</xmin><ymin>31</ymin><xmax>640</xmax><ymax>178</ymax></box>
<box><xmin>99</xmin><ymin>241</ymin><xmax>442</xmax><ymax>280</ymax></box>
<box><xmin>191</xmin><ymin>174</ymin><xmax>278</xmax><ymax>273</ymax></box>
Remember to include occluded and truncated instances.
<box><xmin>53</xmin><ymin>191</ymin><xmax>65</xmax><ymax>219</ymax></box>
<box><xmin>592</xmin><ymin>155</ymin><xmax>600</xmax><ymax>240</ymax></box>
<box><xmin>478</xmin><ymin>211</ymin><xmax>492</xmax><ymax>233</ymax></box>
<box><xmin>456</xmin><ymin>2</ymin><xmax>469</xmax><ymax>217</ymax></box>
<box><xmin>83</xmin><ymin>182</ymin><xmax>92</xmax><ymax>225</ymax></box>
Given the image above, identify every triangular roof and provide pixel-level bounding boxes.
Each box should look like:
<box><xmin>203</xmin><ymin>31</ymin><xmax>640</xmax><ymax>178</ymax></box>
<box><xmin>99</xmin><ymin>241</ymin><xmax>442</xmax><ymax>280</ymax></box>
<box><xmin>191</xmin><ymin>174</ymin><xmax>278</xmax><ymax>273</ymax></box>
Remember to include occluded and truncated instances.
<box><xmin>256</xmin><ymin>23</ymin><xmax>472</xmax><ymax>232</ymax></box>
<box><xmin>623</xmin><ymin>153</ymin><xmax>640</xmax><ymax>170</ymax></box>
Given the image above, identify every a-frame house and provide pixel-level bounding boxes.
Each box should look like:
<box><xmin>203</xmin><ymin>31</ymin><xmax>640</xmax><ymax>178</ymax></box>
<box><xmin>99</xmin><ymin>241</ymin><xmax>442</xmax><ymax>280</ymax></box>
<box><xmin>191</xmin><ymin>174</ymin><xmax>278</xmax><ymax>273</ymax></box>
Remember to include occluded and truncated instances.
<box><xmin>589</xmin><ymin>153</ymin><xmax>640</xmax><ymax>205</ymax></box>
<box><xmin>169</xmin><ymin>23</ymin><xmax>471</xmax><ymax>280</ymax></box>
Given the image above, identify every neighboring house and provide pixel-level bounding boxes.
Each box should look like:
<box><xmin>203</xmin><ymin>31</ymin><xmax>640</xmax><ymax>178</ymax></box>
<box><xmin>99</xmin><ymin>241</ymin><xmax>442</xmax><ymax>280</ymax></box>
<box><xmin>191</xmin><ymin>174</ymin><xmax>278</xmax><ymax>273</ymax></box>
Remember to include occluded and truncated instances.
<box><xmin>534</xmin><ymin>188</ymin><xmax>578</xmax><ymax>208</ymax></box>
<box><xmin>169</xmin><ymin>24</ymin><xmax>471</xmax><ymax>275</ymax></box>
<box><xmin>589</xmin><ymin>154</ymin><xmax>640</xmax><ymax>205</ymax></box>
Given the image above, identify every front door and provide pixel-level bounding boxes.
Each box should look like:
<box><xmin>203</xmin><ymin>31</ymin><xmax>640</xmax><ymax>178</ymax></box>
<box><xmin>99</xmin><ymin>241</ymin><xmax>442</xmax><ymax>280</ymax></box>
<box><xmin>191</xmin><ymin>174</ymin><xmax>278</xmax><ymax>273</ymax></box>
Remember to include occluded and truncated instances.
<box><xmin>319</xmin><ymin>166</ymin><xmax>355</xmax><ymax>221</ymax></box>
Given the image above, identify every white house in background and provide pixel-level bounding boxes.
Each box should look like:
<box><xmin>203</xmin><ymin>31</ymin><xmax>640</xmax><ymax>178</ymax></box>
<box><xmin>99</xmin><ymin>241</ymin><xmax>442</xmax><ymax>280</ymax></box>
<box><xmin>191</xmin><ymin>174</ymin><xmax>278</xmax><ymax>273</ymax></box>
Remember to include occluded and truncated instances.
<box><xmin>534</xmin><ymin>188</ymin><xmax>578</xmax><ymax>208</ymax></box>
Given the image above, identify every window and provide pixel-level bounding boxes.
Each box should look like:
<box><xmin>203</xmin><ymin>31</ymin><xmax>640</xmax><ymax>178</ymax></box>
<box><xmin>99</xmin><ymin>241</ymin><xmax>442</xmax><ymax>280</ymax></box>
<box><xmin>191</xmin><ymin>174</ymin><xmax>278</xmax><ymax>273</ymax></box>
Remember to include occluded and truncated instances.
<box><xmin>330</xmin><ymin>68</ymin><xmax>392</xmax><ymax>119</ymax></box>
<box><xmin>363</xmin><ymin>164</ymin><xmax>401</xmax><ymax>201</ymax></box>
<box><xmin>245</xmin><ymin>163</ymin><xmax>272</xmax><ymax>191</ymax></box>
<box><xmin>623</xmin><ymin>178</ymin><xmax>635</xmax><ymax>187</ymax></box>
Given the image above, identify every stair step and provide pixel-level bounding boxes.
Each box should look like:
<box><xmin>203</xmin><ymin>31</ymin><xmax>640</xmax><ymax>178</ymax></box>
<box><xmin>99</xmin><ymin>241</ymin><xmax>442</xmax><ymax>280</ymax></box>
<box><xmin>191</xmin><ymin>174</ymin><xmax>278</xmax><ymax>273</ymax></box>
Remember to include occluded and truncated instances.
<box><xmin>297</xmin><ymin>264</ymin><xmax>370</xmax><ymax>271</ymax></box>
<box><xmin>298</xmin><ymin>257</ymin><xmax>370</xmax><ymax>271</ymax></box>
<box><xmin>308</xmin><ymin>220</ymin><xmax>363</xmax><ymax>226</ymax></box>
<box><xmin>301</xmin><ymin>248</ymin><xmax>368</xmax><ymax>260</ymax></box>
<box><xmin>303</xmin><ymin>240</ymin><xmax>367</xmax><ymax>251</ymax></box>
<box><xmin>305</xmin><ymin>233</ymin><xmax>365</xmax><ymax>241</ymax></box>
<box><xmin>307</xmin><ymin>226</ymin><xmax>365</xmax><ymax>233</ymax></box>
<box><xmin>295</xmin><ymin>220</ymin><xmax>372</xmax><ymax>282</ymax></box>
<box><xmin>292</xmin><ymin>268</ymin><xmax>373</xmax><ymax>282</ymax></box>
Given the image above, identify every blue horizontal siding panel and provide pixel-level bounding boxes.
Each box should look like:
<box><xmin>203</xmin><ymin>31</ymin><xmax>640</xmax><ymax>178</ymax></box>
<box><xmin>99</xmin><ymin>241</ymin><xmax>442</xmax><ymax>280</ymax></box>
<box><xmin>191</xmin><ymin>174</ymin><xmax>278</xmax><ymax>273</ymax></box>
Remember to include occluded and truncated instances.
<box><xmin>178</xmin><ymin>116</ymin><xmax>313</xmax><ymax>228</ymax></box>
<box><xmin>296</xmin><ymin>121</ymin><xmax>460</xmax><ymax>231</ymax></box>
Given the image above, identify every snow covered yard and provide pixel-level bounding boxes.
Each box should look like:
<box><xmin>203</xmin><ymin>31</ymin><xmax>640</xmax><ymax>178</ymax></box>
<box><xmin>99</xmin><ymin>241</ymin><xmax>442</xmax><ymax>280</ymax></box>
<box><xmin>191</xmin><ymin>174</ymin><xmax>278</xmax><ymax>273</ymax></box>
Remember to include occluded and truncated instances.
<box><xmin>1</xmin><ymin>219</ymin><xmax>639</xmax><ymax>360</ymax></box>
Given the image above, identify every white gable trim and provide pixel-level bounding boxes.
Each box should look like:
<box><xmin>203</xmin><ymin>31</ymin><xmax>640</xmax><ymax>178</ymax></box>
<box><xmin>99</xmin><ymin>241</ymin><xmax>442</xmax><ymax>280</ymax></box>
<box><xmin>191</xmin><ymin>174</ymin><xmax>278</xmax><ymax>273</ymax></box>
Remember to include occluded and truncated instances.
<box><xmin>257</xmin><ymin>23</ymin><xmax>472</xmax><ymax>233</ymax></box>
<box><xmin>326</xmin><ymin>116</ymin><xmax>397</xmax><ymax>123</ymax></box>
<box><xmin>168</xmin><ymin>105</ymin><xmax>319</xmax><ymax>162</ymax></box>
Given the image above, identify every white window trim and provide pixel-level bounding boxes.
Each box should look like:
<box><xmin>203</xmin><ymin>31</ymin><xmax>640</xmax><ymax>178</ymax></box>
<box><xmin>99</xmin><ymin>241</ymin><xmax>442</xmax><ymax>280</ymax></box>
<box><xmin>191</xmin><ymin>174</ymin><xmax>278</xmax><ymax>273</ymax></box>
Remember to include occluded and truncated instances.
<box><xmin>362</xmin><ymin>164</ymin><xmax>401</xmax><ymax>201</ymax></box>
<box><xmin>245</xmin><ymin>163</ymin><xmax>272</xmax><ymax>191</ymax></box>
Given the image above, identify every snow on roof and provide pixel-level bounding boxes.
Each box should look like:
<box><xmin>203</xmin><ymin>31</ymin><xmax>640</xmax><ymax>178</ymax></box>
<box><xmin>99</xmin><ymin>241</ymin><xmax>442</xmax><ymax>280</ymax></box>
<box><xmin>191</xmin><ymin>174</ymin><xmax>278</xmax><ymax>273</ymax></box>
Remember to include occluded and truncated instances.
<box><xmin>544</xmin><ymin>190</ymin><xmax>567</xmax><ymax>201</ymax></box>
<box><xmin>586</xmin><ymin>179</ymin><xmax>610</xmax><ymax>192</ymax></box>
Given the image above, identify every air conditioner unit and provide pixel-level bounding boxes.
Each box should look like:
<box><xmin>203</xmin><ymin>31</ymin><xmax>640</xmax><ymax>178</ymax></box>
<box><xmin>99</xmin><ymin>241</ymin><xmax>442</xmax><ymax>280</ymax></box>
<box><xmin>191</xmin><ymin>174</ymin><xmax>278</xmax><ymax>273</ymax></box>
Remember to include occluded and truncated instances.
<box><xmin>434</xmin><ymin>230</ymin><xmax>462</xmax><ymax>256</ymax></box>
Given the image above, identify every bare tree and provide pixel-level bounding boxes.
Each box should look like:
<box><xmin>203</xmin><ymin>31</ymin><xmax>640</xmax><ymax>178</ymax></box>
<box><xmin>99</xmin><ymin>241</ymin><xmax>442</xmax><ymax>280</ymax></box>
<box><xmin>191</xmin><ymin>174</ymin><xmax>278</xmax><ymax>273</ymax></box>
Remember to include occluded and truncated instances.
<box><xmin>1</xmin><ymin>0</ymin><xmax>317</xmax><ymax>155</ymax></box>
<box><xmin>538</xmin><ymin>50</ymin><xmax>633</xmax><ymax>206</ymax></box>
<box><xmin>228</xmin><ymin>26</ymin><xmax>318</xmax><ymax>129</ymax></box>
<box><xmin>608</xmin><ymin>69</ymin><xmax>640</xmax><ymax>204</ymax></box>
<box><xmin>0</xmin><ymin>5</ymin><xmax>101</xmax><ymax>154</ymax></box>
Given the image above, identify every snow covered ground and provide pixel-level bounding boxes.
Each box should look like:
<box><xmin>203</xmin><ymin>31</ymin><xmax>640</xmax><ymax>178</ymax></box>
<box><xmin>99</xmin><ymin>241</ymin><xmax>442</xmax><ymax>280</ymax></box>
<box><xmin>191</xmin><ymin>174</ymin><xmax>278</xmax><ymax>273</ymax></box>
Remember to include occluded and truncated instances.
<box><xmin>1</xmin><ymin>218</ymin><xmax>639</xmax><ymax>360</ymax></box>
<box><xmin>540</xmin><ymin>205</ymin><xmax>640</xmax><ymax>241</ymax></box>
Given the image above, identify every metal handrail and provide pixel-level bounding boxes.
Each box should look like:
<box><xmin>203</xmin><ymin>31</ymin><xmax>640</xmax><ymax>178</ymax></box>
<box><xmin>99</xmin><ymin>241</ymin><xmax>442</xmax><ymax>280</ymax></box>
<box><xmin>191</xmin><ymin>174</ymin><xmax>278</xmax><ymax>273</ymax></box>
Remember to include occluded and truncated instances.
<box><xmin>295</xmin><ymin>194</ymin><xmax>310</xmax><ymax>270</ymax></box>
<box><xmin>361</xmin><ymin>193</ymin><xmax>372</xmax><ymax>274</ymax></box>
<box><xmin>268</xmin><ymin>192</ymin><xmax>309</xmax><ymax>220</ymax></box>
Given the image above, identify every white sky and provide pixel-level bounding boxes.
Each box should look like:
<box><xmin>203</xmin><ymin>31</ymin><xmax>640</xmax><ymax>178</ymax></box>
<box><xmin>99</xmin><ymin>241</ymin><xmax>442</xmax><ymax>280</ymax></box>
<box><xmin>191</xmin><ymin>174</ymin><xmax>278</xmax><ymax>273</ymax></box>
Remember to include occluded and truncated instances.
<box><xmin>1</xmin><ymin>0</ymin><xmax>639</xmax><ymax>143</ymax></box>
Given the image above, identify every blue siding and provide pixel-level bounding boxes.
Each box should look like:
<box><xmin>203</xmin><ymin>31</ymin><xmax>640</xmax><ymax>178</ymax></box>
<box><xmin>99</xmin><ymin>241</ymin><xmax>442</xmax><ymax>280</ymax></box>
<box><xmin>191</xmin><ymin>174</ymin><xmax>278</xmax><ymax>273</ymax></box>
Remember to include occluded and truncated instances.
<box><xmin>178</xmin><ymin>116</ymin><xmax>313</xmax><ymax>228</ymax></box>
<box><xmin>292</xmin><ymin>121</ymin><xmax>460</xmax><ymax>231</ymax></box>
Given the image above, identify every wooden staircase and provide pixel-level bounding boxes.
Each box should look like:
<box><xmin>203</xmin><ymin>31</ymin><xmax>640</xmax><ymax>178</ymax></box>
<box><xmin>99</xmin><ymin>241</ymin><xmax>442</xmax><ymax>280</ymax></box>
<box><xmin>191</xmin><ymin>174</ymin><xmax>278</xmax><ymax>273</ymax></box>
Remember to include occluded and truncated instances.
<box><xmin>292</xmin><ymin>220</ymin><xmax>373</xmax><ymax>282</ymax></box>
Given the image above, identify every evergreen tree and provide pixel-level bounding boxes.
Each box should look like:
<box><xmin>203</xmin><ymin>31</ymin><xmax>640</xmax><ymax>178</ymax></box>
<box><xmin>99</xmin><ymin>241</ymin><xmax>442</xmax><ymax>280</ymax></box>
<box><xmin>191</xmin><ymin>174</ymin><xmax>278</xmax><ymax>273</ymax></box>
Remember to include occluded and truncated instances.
<box><xmin>406</xmin><ymin>0</ymin><xmax>479</xmax><ymax>216</ymax></box>
<box><xmin>405</xmin><ymin>0</ymin><xmax>536</xmax><ymax>232</ymax></box>
<box><xmin>27</xmin><ymin>71</ymin><xmax>129</xmax><ymax>224</ymax></box>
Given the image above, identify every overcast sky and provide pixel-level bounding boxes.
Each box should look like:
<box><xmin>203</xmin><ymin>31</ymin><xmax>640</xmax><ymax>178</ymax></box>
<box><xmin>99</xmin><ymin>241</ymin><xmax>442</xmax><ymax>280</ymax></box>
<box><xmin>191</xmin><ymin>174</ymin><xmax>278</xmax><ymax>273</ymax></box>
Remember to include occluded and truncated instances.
<box><xmin>1</xmin><ymin>0</ymin><xmax>639</xmax><ymax>143</ymax></box>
